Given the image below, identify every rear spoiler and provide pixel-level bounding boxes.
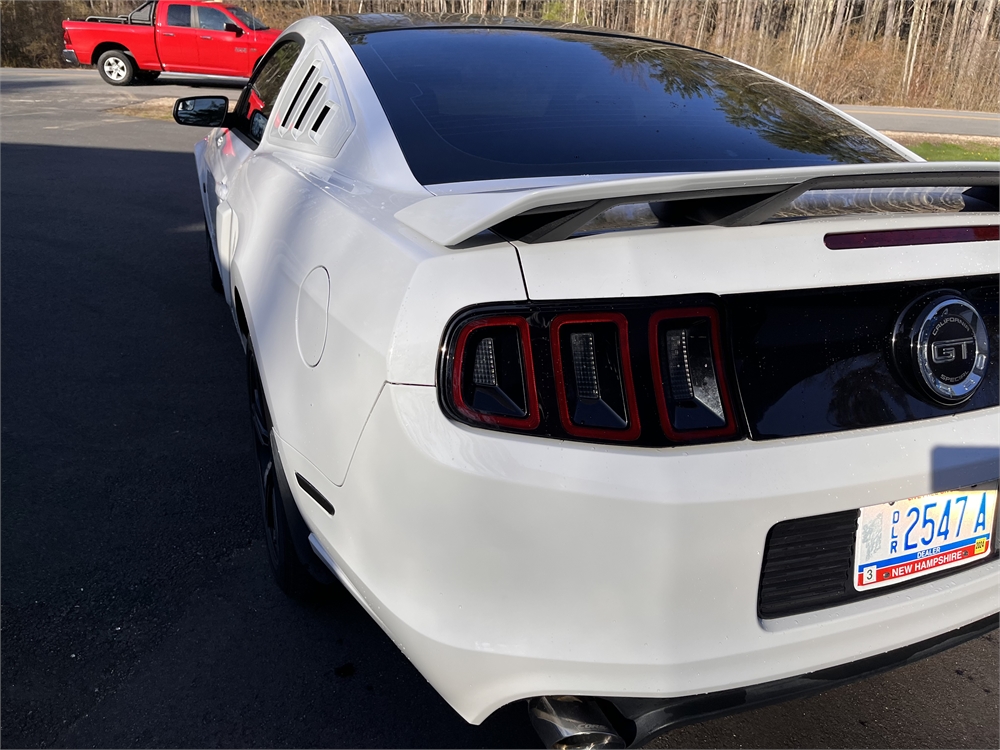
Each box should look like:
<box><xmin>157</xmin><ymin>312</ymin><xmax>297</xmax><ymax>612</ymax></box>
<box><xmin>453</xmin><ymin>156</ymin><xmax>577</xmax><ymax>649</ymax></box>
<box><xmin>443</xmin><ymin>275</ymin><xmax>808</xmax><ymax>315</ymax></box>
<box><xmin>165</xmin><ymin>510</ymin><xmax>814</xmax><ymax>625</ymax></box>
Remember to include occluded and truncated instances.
<box><xmin>394</xmin><ymin>161</ymin><xmax>999</xmax><ymax>247</ymax></box>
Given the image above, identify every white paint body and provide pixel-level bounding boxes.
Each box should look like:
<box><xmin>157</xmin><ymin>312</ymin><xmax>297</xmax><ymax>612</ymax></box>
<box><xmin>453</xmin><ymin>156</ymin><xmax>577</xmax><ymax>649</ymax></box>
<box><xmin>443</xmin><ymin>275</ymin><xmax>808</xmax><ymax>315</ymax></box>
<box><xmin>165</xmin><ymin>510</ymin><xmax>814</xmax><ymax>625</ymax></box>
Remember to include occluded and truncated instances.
<box><xmin>192</xmin><ymin>16</ymin><xmax>1000</xmax><ymax>725</ymax></box>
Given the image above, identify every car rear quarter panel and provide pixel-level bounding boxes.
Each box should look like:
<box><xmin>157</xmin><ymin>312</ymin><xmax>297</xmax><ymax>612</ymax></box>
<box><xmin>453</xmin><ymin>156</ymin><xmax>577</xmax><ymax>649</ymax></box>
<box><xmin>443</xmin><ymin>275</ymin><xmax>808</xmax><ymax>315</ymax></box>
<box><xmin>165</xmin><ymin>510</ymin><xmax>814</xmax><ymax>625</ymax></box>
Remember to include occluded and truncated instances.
<box><xmin>229</xmin><ymin>153</ymin><xmax>526</xmax><ymax>486</ymax></box>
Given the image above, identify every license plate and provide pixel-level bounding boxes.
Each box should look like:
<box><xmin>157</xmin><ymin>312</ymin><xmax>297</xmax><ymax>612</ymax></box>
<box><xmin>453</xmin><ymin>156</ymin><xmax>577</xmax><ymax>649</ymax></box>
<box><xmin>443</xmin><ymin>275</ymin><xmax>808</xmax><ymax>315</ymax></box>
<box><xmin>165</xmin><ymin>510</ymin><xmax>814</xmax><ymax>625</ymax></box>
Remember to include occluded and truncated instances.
<box><xmin>854</xmin><ymin>486</ymin><xmax>997</xmax><ymax>591</ymax></box>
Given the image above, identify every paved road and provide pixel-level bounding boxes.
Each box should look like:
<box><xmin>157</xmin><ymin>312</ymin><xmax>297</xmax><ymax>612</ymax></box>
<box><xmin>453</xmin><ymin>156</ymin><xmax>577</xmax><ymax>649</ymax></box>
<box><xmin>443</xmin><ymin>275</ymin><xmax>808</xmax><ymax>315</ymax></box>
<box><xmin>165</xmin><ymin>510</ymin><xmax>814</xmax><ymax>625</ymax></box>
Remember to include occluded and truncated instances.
<box><xmin>2</xmin><ymin>68</ymin><xmax>998</xmax><ymax>750</ymax></box>
<box><xmin>836</xmin><ymin>104</ymin><xmax>1000</xmax><ymax>138</ymax></box>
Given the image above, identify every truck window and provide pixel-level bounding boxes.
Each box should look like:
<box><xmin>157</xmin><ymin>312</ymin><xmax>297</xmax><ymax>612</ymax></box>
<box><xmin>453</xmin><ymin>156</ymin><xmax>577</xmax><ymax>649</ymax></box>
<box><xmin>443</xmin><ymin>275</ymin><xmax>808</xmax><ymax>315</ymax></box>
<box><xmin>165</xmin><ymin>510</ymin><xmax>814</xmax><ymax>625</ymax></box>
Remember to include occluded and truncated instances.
<box><xmin>197</xmin><ymin>7</ymin><xmax>230</xmax><ymax>31</ymax></box>
<box><xmin>129</xmin><ymin>1</ymin><xmax>154</xmax><ymax>25</ymax></box>
<box><xmin>226</xmin><ymin>6</ymin><xmax>268</xmax><ymax>31</ymax></box>
<box><xmin>165</xmin><ymin>5</ymin><xmax>191</xmax><ymax>27</ymax></box>
<box><xmin>235</xmin><ymin>39</ymin><xmax>303</xmax><ymax>145</ymax></box>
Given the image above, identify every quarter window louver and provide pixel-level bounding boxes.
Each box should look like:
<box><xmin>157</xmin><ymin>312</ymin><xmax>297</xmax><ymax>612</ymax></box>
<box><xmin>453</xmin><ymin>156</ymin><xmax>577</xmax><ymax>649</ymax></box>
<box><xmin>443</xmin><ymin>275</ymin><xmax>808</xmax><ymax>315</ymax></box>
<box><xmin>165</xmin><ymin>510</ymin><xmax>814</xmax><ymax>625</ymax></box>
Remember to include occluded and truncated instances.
<box><xmin>312</xmin><ymin>104</ymin><xmax>331</xmax><ymax>133</ymax></box>
<box><xmin>283</xmin><ymin>65</ymin><xmax>316</xmax><ymax>129</ymax></box>
<box><xmin>294</xmin><ymin>82</ymin><xmax>324</xmax><ymax>131</ymax></box>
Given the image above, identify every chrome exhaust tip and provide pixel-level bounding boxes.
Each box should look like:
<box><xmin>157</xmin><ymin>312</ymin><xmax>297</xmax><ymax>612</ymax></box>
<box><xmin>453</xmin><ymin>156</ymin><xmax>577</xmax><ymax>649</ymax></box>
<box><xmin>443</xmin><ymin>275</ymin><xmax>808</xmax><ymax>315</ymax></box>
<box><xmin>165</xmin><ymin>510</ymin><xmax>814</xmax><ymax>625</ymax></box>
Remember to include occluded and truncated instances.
<box><xmin>528</xmin><ymin>696</ymin><xmax>626</xmax><ymax>750</ymax></box>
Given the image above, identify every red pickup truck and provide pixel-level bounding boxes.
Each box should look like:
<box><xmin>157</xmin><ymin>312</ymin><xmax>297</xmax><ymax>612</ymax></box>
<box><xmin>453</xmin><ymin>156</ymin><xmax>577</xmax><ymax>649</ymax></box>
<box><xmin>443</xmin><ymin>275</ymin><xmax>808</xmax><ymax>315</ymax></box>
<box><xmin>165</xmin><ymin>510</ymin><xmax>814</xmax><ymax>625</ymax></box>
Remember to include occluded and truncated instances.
<box><xmin>62</xmin><ymin>0</ymin><xmax>281</xmax><ymax>85</ymax></box>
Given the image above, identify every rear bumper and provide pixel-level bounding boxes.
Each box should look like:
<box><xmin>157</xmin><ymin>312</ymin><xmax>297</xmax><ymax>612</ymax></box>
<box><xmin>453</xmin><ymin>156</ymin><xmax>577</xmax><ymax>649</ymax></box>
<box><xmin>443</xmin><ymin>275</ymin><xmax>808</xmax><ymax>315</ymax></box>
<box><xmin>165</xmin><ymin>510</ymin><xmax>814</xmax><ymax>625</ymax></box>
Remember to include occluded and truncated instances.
<box><xmin>600</xmin><ymin>613</ymin><xmax>999</xmax><ymax>747</ymax></box>
<box><xmin>278</xmin><ymin>384</ymin><xmax>1000</xmax><ymax>723</ymax></box>
<box><xmin>61</xmin><ymin>49</ymin><xmax>79</xmax><ymax>66</ymax></box>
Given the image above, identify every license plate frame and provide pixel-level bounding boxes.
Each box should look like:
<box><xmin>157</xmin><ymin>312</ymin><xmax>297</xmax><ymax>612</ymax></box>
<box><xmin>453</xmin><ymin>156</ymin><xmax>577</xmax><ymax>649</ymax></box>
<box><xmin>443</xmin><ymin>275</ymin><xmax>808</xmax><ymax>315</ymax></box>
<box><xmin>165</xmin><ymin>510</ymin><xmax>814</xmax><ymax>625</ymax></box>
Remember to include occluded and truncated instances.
<box><xmin>854</xmin><ymin>483</ymin><xmax>998</xmax><ymax>592</ymax></box>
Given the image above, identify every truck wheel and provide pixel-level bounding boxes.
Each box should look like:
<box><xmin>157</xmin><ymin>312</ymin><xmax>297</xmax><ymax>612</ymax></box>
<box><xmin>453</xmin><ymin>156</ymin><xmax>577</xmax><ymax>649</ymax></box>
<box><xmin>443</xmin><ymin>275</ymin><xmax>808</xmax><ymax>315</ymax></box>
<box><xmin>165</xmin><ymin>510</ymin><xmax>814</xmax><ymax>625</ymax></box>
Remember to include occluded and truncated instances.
<box><xmin>97</xmin><ymin>50</ymin><xmax>135</xmax><ymax>86</ymax></box>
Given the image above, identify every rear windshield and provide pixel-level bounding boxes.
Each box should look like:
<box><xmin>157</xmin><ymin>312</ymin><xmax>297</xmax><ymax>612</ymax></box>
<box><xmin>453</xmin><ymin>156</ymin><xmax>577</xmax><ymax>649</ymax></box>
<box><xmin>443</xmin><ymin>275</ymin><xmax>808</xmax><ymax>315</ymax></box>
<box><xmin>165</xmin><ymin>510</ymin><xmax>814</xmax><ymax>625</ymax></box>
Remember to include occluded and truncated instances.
<box><xmin>350</xmin><ymin>28</ymin><xmax>905</xmax><ymax>186</ymax></box>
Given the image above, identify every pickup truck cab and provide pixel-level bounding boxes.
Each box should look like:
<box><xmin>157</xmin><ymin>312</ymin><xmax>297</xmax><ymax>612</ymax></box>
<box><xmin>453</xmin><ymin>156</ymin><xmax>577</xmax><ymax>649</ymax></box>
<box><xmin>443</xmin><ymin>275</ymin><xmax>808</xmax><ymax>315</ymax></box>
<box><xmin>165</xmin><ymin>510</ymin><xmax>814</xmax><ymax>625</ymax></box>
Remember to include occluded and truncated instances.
<box><xmin>62</xmin><ymin>0</ymin><xmax>281</xmax><ymax>85</ymax></box>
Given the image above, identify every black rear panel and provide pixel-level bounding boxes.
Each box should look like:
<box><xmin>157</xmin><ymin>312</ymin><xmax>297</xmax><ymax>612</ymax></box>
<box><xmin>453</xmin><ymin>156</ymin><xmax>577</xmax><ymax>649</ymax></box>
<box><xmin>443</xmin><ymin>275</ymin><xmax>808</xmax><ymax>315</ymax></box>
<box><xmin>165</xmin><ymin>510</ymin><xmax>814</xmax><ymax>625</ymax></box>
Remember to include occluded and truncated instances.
<box><xmin>759</xmin><ymin>511</ymin><xmax>859</xmax><ymax>618</ymax></box>
<box><xmin>760</xmin><ymin>487</ymin><xmax>1000</xmax><ymax>619</ymax></box>
<box><xmin>726</xmin><ymin>275</ymin><xmax>998</xmax><ymax>440</ymax></box>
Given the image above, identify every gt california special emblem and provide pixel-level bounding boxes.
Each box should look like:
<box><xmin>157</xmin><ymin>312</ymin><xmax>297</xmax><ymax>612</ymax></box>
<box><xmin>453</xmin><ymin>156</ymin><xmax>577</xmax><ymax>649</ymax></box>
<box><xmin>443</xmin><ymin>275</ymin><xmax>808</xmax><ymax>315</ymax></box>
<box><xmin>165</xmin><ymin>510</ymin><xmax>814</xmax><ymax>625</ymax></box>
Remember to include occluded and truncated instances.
<box><xmin>893</xmin><ymin>292</ymin><xmax>990</xmax><ymax>404</ymax></box>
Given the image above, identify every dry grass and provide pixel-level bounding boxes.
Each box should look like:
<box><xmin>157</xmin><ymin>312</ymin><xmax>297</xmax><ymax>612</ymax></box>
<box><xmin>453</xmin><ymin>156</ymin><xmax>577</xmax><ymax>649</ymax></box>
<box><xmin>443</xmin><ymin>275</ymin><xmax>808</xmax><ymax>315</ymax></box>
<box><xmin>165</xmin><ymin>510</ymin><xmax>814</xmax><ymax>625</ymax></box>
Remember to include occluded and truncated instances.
<box><xmin>107</xmin><ymin>96</ymin><xmax>179</xmax><ymax>120</ymax></box>
<box><xmin>3</xmin><ymin>0</ymin><xmax>998</xmax><ymax>112</ymax></box>
<box><xmin>107</xmin><ymin>95</ymin><xmax>236</xmax><ymax>120</ymax></box>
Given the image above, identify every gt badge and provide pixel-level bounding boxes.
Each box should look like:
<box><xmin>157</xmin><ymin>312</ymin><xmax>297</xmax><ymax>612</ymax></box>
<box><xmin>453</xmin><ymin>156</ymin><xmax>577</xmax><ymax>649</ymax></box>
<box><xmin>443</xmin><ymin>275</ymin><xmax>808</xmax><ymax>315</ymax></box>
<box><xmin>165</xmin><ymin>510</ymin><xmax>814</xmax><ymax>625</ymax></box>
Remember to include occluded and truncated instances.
<box><xmin>893</xmin><ymin>292</ymin><xmax>989</xmax><ymax>405</ymax></box>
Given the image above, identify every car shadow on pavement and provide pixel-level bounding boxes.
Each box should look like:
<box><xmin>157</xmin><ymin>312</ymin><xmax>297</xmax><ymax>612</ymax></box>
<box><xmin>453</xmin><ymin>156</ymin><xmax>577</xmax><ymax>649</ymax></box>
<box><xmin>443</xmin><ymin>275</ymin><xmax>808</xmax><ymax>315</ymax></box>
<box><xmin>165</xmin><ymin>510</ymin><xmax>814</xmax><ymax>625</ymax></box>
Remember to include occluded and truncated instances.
<box><xmin>0</xmin><ymin>77</ymin><xmax>92</xmax><ymax>91</ymax></box>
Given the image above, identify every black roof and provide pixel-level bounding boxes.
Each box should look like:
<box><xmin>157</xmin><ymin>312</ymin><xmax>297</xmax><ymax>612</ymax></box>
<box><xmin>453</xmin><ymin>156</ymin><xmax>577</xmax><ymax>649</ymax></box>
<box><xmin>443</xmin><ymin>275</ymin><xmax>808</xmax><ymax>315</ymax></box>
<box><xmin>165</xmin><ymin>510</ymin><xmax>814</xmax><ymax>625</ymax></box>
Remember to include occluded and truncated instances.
<box><xmin>321</xmin><ymin>12</ymin><xmax>720</xmax><ymax>55</ymax></box>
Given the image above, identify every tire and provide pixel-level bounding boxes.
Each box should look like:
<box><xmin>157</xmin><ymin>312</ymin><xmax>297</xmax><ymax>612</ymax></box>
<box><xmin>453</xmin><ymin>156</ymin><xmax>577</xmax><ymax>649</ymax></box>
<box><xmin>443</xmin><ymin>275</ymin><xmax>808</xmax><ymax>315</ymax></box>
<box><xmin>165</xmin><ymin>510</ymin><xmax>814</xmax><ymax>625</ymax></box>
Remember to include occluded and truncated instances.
<box><xmin>97</xmin><ymin>49</ymin><xmax>135</xmax><ymax>86</ymax></box>
<box><xmin>247</xmin><ymin>346</ymin><xmax>318</xmax><ymax>598</ymax></box>
<box><xmin>205</xmin><ymin>222</ymin><xmax>223</xmax><ymax>293</ymax></box>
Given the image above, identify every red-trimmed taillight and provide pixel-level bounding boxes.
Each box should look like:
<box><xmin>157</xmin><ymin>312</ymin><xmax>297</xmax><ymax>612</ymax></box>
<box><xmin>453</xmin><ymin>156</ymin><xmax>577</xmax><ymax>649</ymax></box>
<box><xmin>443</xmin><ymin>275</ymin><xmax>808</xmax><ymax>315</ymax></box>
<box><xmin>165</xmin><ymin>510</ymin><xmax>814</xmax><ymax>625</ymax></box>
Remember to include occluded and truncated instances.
<box><xmin>550</xmin><ymin>312</ymin><xmax>641</xmax><ymax>441</ymax></box>
<box><xmin>450</xmin><ymin>316</ymin><xmax>539</xmax><ymax>430</ymax></box>
<box><xmin>440</xmin><ymin>299</ymin><xmax>743</xmax><ymax>446</ymax></box>
<box><xmin>649</xmin><ymin>307</ymin><xmax>738</xmax><ymax>441</ymax></box>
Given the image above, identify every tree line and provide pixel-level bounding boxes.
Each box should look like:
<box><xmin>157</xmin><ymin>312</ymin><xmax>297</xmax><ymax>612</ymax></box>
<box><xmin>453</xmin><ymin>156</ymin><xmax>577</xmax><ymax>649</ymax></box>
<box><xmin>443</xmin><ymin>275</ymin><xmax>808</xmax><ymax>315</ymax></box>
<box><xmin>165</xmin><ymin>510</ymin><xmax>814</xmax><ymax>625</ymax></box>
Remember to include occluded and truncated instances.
<box><xmin>2</xmin><ymin>0</ymin><xmax>997</xmax><ymax>111</ymax></box>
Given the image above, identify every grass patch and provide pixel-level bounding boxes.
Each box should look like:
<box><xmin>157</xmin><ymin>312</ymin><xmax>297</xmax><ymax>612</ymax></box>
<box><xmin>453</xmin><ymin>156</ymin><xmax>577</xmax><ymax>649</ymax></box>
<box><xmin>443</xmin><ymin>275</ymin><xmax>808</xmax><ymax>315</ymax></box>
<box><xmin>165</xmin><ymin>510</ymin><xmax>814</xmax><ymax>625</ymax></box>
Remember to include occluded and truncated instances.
<box><xmin>108</xmin><ymin>97</ymin><xmax>178</xmax><ymax>121</ymax></box>
<box><xmin>108</xmin><ymin>96</ymin><xmax>235</xmax><ymax>121</ymax></box>
<box><xmin>904</xmin><ymin>140</ymin><xmax>999</xmax><ymax>162</ymax></box>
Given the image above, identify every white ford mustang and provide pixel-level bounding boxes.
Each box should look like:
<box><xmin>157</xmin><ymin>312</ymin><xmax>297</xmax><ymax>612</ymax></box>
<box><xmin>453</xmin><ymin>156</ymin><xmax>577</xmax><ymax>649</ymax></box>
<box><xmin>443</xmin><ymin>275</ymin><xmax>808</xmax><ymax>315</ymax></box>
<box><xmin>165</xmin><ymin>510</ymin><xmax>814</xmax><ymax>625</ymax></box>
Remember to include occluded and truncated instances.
<box><xmin>173</xmin><ymin>13</ymin><xmax>1000</xmax><ymax>748</ymax></box>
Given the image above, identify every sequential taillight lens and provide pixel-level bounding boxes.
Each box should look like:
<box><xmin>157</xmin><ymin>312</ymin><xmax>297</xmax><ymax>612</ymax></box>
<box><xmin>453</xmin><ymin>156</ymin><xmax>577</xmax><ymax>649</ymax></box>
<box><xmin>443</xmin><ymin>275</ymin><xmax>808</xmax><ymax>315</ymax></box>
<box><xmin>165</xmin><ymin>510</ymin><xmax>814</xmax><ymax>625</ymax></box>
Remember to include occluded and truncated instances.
<box><xmin>451</xmin><ymin>316</ymin><xmax>539</xmax><ymax>430</ymax></box>
<box><xmin>550</xmin><ymin>312</ymin><xmax>641</xmax><ymax>441</ymax></box>
<box><xmin>649</xmin><ymin>307</ymin><xmax>738</xmax><ymax>441</ymax></box>
<box><xmin>440</xmin><ymin>300</ymin><xmax>743</xmax><ymax>446</ymax></box>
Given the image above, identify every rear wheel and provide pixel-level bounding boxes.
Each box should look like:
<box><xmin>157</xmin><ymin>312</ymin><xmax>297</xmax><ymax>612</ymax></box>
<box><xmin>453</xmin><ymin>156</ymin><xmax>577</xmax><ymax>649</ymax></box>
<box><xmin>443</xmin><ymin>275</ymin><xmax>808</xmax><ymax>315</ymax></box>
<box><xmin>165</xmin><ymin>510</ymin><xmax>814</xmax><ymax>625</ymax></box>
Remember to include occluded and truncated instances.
<box><xmin>248</xmin><ymin>346</ymin><xmax>317</xmax><ymax>598</ymax></box>
<box><xmin>97</xmin><ymin>49</ymin><xmax>135</xmax><ymax>86</ymax></box>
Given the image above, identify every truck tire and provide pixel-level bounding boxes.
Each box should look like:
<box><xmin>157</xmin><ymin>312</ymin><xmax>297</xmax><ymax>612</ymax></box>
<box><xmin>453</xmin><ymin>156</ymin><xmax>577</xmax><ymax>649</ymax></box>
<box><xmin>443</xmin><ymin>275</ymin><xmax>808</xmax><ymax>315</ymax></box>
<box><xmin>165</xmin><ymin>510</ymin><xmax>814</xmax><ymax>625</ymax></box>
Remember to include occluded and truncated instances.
<box><xmin>97</xmin><ymin>49</ymin><xmax>135</xmax><ymax>86</ymax></box>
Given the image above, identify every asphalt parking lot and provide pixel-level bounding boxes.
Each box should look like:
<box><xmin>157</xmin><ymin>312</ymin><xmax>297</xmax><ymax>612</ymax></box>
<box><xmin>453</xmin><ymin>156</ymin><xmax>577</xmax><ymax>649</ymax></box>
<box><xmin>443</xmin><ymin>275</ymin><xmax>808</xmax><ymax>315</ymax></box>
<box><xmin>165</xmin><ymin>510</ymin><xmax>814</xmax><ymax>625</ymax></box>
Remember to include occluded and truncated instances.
<box><xmin>1</xmin><ymin>68</ymin><xmax>998</xmax><ymax>749</ymax></box>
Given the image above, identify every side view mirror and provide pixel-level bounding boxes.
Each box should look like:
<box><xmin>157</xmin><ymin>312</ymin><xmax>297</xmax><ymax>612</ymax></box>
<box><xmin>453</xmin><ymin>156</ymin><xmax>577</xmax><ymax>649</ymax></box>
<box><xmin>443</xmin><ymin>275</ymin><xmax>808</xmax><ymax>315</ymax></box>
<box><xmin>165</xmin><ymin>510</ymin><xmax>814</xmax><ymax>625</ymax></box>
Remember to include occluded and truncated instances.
<box><xmin>173</xmin><ymin>96</ymin><xmax>229</xmax><ymax>127</ymax></box>
<box><xmin>224</xmin><ymin>22</ymin><xmax>243</xmax><ymax>36</ymax></box>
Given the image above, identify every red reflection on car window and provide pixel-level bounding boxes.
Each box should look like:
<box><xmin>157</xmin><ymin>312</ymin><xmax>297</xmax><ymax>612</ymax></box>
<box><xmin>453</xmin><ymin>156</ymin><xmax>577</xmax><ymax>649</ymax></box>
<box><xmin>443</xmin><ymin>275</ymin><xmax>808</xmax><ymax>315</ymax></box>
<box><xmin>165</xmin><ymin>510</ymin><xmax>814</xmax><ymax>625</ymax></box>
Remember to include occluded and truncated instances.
<box><xmin>247</xmin><ymin>89</ymin><xmax>265</xmax><ymax>120</ymax></box>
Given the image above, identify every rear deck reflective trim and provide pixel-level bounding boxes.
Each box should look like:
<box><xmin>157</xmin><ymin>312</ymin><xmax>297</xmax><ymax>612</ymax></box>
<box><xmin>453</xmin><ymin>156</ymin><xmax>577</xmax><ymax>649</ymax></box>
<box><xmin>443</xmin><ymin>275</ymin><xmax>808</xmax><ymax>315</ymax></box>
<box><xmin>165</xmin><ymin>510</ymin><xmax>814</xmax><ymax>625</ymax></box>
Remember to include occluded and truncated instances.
<box><xmin>825</xmin><ymin>224</ymin><xmax>999</xmax><ymax>249</ymax></box>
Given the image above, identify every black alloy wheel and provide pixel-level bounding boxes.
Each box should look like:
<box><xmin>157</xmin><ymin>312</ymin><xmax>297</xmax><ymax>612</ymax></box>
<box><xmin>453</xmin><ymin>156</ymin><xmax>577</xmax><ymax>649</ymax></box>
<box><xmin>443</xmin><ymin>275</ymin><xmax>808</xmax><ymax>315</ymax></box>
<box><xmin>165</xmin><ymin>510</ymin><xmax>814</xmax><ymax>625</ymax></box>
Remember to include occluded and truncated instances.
<box><xmin>247</xmin><ymin>345</ymin><xmax>316</xmax><ymax>597</ymax></box>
